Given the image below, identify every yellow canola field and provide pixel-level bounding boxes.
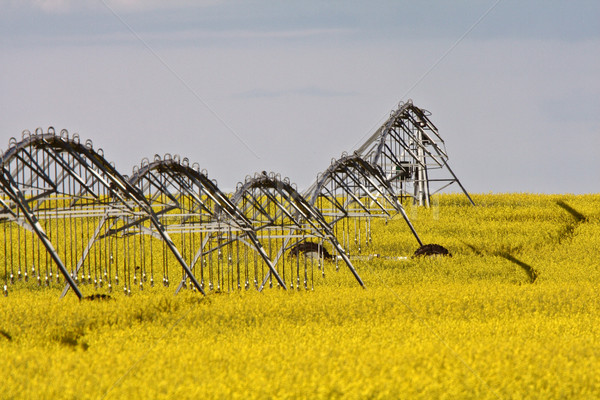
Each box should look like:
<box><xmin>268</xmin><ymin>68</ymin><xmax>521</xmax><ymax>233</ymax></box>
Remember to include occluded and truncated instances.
<box><xmin>1</xmin><ymin>193</ymin><xmax>599</xmax><ymax>399</ymax></box>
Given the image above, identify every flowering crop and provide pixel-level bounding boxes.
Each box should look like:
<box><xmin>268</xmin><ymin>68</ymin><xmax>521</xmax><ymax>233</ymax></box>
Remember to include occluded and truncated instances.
<box><xmin>1</xmin><ymin>193</ymin><xmax>599</xmax><ymax>399</ymax></box>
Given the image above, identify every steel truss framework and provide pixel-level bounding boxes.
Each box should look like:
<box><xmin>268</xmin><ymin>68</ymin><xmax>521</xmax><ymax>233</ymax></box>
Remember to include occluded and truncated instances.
<box><xmin>355</xmin><ymin>100</ymin><xmax>474</xmax><ymax>207</ymax></box>
<box><xmin>124</xmin><ymin>156</ymin><xmax>286</xmax><ymax>292</ymax></box>
<box><xmin>305</xmin><ymin>153</ymin><xmax>423</xmax><ymax>254</ymax></box>
<box><xmin>1</xmin><ymin>101</ymin><xmax>472</xmax><ymax>298</ymax></box>
<box><xmin>0</xmin><ymin>129</ymin><xmax>203</xmax><ymax>299</ymax></box>
<box><xmin>230</xmin><ymin>172</ymin><xmax>365</xmax><ymax>290</ymax></box>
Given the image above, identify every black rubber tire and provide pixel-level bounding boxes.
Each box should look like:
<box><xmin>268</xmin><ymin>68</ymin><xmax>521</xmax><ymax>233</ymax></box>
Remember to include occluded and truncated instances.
<box><xmin>84</xmin><ymin>294</ymin><xmax>112</xmax><ymax>301</ymax></box>
<box><xmin>288</xmin><ymin>241</ymin><xmax>333</xmax><ymax>260</ymax></box>
<box><xmin>413</xmin><ymin>244</ymin><xmax>452</xmax><ymax>258</ymax></box>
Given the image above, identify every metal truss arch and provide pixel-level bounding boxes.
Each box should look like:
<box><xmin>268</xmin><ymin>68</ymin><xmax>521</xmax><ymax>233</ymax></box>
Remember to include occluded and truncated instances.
<box><xmin>125</xmin><ymin>156</ymin><xmax>287</xmax><ymax>292</ymax></box>
<box><xmin>1</xmin><ymin>100</ymin><xmax>470</xmax><ymax>298</ymax></box>
<box><xmin>0</xmin><ymin>129</ymin><xmax>203</xmax><ymax>298</ymax></box>
<box><xmin>231</xmin><ymin>172</ymin><xmax>365</xmax><ymax>289</ymax></box>
<box><xmin>305</xmin><ymin>153</ymin><xmax>422</xmax><ymax>246</ymax></box>
<box><xmin>0</xmin><ymin>128</ymin><xmax>142</xmax><ymax>299</ymax></box>
<box><xmin>355</xmin><ymin>100</ymin><xmax>475</xmax><ymax>207</ymax></box>
<box><xmin>129</xmin><ymin>156</ymin><xmax>239</xmax><ymax>225</ymax></box>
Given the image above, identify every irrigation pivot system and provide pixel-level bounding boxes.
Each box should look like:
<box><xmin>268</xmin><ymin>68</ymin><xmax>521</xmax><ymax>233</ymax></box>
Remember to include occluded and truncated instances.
<box><xmin>0</xmin><ymin>130</ymin><xmax>205</xmax><ymax>299</ymax></box>
<box><xmin>231</xmin><ymin>172</ymin><xmax>365</xmax><ymax>290</ymax></box>
<box><xmin>0</xmin><ymin>100</ymin><xmax>472</xmax><ymax>298</ymax></box>
<box><xmin>304</xmin><ymin>153</ymin><xmax>423</xmax><ymax>256</ymax></box>
<box><xmin>355</xmin><ymin>100</ymin><xmax>474</xmax><ymax>207</ymax></box>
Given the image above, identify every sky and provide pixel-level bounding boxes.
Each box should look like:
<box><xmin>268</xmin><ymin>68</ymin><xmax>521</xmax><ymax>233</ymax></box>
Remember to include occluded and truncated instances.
<box><xmin>1</xmin><ymin>0</ymin><xmax>599</xmax><ymax>194</ymax></box>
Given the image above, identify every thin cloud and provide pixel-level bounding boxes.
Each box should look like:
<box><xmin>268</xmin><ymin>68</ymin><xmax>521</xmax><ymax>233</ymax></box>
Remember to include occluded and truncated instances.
<box><xmin>1</xmin><ymin>0</ymin><xmax>221</xmax><ymax>14</ymax></box>
<box><xmin>8</xmin><ymin>27</ymin><xmax>354</xmax><ymax>47</ymax></box>
<box><xmin>195</xmin><ymin>28</ymin><xmax>352</xmax><ymax>40</ymax></box>
<box><xmin>101</xmin><ymin>27</ymin><xmax>352</xmax><ymax>42</ymax></box>
<box><xmin>103</xmin><ymin>0</ymin><xmax>222</xmax><ymax>13</ymax></box>
<box><xmin>238</xmin><ymin>86</ymin><xmax>359</xmax><ymax>99</ymax></box>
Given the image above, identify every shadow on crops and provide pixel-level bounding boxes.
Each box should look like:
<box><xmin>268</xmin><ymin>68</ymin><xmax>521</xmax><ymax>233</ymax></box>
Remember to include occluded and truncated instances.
<box><xmin>458</xmin><ymin>201</ymin><xmax>587</xmax><ymax>284</ymax></box>
<box><xmin>462</xmin><ymin>241</ymin><xmax>539</xmax><ymax>284</ymax></box>
<box><xmin>556</xmin><ymin>201</ymin><xmax>588</xmax><ymax>244</ymax></box>
<box><xmin>556</xmin><ymin>201</ymin><xmax>587</xmax><ymax>223</ymax></box>
<box><xmin>0</xmin><ymin>329</ymin><xmax>12</xmax><ymax>341</ymax></box>
<box><xmin>463</xmin><ymin>242</ymin><xmax>483</xmax><ymax>256</ymax></box>
<box><xmin>54</xmin><ymin>327</ymin><xmax>89</xmax><ymax>350</ymax></box>
<box><xmin>497</xmin><ymin>252</ymin><xmax>538</xmax><ymax>283</ymax></box>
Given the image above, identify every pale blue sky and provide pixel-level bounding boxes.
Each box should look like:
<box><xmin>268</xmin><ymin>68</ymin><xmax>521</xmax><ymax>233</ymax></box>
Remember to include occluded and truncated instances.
<box><xmin>1</xmin><ymin>1</ymin><xmax>599</xmax><ymax>193</ymax></box>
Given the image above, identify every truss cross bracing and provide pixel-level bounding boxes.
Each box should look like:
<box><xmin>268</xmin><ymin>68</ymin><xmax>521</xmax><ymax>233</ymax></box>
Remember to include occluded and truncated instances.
<box><xmin>124</xmin><ymin>156</ymin><xmax>286</xmax><ymax>293</ymax></box>
<box><xmin>0</xmin><ymin>101</ymin><xmax>473</xmax><ymax>298</ymax></box>
<box><xmin>231</xmin><ymin>172</ymin><xmax>365</xmax><ymax>290</ymax></box>
<box><xmin>0</xmin><ymin>129</ymin><xmax>203</xmax><ymax>299</ymax></box>
<box><xmin>355</xmin><ymin>100</ymin><xmax>474</xmax><ymax>207</ymax></box>
<box><xmin>304</xmin><ymin>153</ymin><xmax>423</xmax><ymax>254</ymax></box>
